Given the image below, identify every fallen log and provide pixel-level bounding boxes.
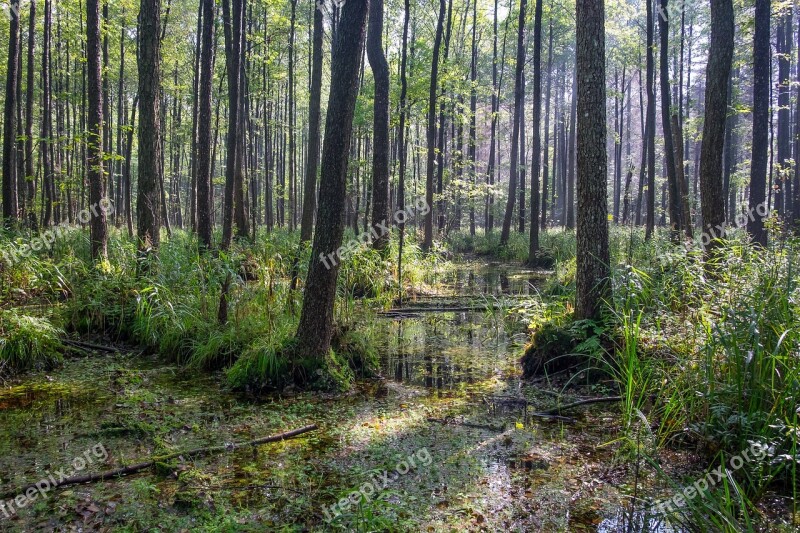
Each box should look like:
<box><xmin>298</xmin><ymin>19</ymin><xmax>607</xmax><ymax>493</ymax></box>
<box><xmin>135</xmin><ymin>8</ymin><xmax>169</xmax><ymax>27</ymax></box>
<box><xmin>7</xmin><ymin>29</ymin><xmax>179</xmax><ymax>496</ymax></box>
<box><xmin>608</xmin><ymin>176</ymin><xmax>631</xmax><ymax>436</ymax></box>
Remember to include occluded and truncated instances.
<box><xmin>1</xmin><ymin>424</ymin><xmax>318</xmax><ymax>499</ymax></box>
<box><xmin>62</xmin><ymin>339</ymin><xmax>122</xmax><ymax>353</ymax></box>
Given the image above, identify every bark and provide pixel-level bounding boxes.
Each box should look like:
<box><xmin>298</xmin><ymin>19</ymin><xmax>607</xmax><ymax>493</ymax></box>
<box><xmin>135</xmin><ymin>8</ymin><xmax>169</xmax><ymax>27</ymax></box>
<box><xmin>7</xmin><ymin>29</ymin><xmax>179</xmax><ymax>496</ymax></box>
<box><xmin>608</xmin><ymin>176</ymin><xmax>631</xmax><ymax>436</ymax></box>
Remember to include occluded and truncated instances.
<box><xmin>295</xmin><ymin>0</ymin><xmax>368</xmax><ymax>363</ymax></box>
<box><xmin>423</xmin><ymin>0</ymin><xmax>446</xmax><ymax>251</ymax></box>
<box><xmin>197</xmin><ymin>0</ymin><xmax>215</xmax><ymax>249</ymax></box>
<box><xmin>468</xmin><ymin>0</ymin><xmax>478</xmax><ymax>237</ymax></box>
<box><xmin>398</xmin><ymin>0</ymin><xmax>410</xmax><ymax>299</ymax></box>
<box><xmin>644</xmin><ymin>0</ymin><xmax>656</xmax><ymax>239</ymax></box>
<box><xmin>699</xmin><ymin>0</ymin><xmax>734</xmax><ymax>256</ymax></box>
<box><xmin>575</xmin><ymin>0</ymin><xmax>610</xmax><ymax>320</ymax></box>
<box><xmin>500</xmin><ymin>0</ymin><xmax>527</xmax><ymax>246</ymax></box>
<box><xmin>2</xmin><ymin>0</ymin><xmax>20</xmax><ymax>224</ymax></box>
<box><xmin>137</xmin><ymin>0</ymin><xmax>163</xmax><ymax>251</ymax></box>
<box><xmin>367</xmin><ymin>0</ymin><xmax>390</xmax><ymax>250</ymax></box>
<box><xmin>87</xmin><ymin>0</ymin><xmax>107</xmax><ymax>259</ymax></box>
<box><xmin>747</xmin><ymin>0</ymin><xmax>769</xmax><ymax>246</ymax></box>
<box><xmin>24</xmin><ymin>0</ymin><xmax>36</xmax><ymax>229</ymax></box>
<box><xmin>528</xmin><ymin>0</ymin><xmax>542</xmax><ymax>263</ymax></box>
<box><xmin>658</xmin><ymin>0</ymin><xmax>681</xmax><ymax>240</ymax></box>
<box><xmin>299</xmin><ymin>6</ymin><xmax>324</xmax><ymax>244</ymax></box>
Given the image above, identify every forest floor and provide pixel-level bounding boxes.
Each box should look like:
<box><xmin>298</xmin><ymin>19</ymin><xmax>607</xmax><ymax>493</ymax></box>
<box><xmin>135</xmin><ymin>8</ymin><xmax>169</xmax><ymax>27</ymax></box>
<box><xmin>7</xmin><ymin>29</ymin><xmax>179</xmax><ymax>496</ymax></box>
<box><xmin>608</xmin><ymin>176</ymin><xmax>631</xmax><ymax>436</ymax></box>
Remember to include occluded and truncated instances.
<box><xmin>0</xmin><ymin>262</ymin><xmax>699</xmax><ymax>532</ymax></box>
<box><xmin>1</xmin><ymin>228</ymin><xmax>799</xmax><ymax>532</ymax></box>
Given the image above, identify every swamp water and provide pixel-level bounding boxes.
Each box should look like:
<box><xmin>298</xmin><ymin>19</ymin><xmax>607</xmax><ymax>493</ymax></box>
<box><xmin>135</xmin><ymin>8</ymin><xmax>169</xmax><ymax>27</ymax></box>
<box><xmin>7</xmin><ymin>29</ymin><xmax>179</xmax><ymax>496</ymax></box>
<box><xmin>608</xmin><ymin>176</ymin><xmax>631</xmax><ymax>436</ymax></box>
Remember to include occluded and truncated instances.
<box><xmin>0</xmin><ymin>265</ymin><xmax>677</xmax><ymax>531</ymax></box>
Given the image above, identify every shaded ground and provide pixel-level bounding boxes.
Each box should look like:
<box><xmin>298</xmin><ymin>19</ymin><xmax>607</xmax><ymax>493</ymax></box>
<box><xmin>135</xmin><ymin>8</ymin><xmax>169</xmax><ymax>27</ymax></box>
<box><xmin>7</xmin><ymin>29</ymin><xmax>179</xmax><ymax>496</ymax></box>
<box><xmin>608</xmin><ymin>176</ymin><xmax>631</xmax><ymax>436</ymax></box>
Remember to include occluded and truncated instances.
<box><xmin>0</xmin><ymin>264</ymin><xmax>696</xmax><ymax>531</ymax></box>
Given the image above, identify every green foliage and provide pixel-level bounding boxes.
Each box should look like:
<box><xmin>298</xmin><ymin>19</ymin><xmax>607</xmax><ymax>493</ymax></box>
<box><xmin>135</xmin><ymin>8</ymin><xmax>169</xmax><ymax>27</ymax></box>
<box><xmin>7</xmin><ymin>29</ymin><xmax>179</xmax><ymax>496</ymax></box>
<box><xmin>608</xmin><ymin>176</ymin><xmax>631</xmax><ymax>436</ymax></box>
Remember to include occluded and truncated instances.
<box><xmin>0</xmin><ymin>310</ymin><xmax>64</xmax><ymax>375</ymax></box>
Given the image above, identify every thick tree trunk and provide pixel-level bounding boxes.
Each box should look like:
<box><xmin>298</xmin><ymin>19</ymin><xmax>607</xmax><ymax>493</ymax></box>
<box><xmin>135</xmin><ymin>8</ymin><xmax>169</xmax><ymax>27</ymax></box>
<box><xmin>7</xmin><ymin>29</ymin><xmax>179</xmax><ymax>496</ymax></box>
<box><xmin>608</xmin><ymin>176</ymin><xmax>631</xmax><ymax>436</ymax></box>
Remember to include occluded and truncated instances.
<box><xmin>137</xmin><ymin>0</ymin><xmax>163</xmax><ymax>251</ymax></box>
<box><xmin>295</xmin><ymin>0</ymin><xmax>368</xmax><ymax>366</ymax></box>
<box><xmin>748</xmin><ymin>0</ymin><xmax>769</xmax><ymax>246</ymax></box>
<box><xmin>87</xmin><ymin>0</ymin><xmax>107</xmax><ymax>259</ymax></box>
<box><xmin>367</xmin><ymin>0</ymin><xmax>390</xmax><ymax>250</ymax></box>
<box><xmin>699</xmin><ymin>0</ymin><xmax>734</xmax><ymax>256</ymax></box>
<box><xmin>575</xmin><ymin>0</ymin><xmax>610</xmax><ymax>320</ymax></box>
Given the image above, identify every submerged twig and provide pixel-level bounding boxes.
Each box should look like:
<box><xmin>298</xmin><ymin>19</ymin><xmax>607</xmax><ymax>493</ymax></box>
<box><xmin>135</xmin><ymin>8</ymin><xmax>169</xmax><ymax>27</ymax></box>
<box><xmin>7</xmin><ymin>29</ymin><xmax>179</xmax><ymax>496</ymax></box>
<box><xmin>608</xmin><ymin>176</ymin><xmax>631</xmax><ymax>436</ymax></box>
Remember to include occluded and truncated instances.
<box><xmin>0</xmin><ymin>424</ymin><xmax>318</xmax><ymax>499</ymax></box>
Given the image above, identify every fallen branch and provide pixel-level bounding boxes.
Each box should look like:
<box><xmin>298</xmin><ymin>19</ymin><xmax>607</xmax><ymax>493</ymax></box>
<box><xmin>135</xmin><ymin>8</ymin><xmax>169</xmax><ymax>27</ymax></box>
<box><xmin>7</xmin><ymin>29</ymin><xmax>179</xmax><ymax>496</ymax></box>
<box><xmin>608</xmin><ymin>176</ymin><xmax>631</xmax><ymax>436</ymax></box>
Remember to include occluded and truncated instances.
<box><xmin>1</xmin><ymin>424</ymin><xmax>318</xmax><ymax>499</ymax></box>
<box><xmin>536</xmin><ymin>396</ymin><xmax>624</xmax><ymax>415</ymax></box>
<box><xmin>62</xmin><ymin>339</ymin><xmax>121</xmax><ymax>353</ymax></box>
<box><xmin>427</xmin><ymin>417</ymin><xmax>505</xmax><ymax>432</ymax></box>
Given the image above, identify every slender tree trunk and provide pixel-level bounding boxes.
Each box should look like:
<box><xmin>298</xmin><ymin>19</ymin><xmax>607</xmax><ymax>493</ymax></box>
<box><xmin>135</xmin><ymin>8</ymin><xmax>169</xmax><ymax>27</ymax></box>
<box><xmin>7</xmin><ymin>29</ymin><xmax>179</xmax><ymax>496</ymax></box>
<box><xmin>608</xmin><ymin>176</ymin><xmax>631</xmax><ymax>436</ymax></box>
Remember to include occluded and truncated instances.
<box><xmin>197</xmin><ymin>0</ymin><xmax>215</xmax><ymax>249</ymax></box>
<box><xmin>575</xmin><ymin>0</ymin><xmax>610</xmax><ymax>320</ymax></box>
<box><xmin>24</xmin><ymin>0</ymin><xmax>36</xmax><ymax>230</ymax></box>
<box><xmin>2</xmin><ymin>0</ymin><xmax>20</xmax><ymax>224</ymax></box>
<box><xmin>368</xmin><ymin>0</ymin><xmax>391</xmax><ymax>250</ymax></box>
<box><xmin>424</xmin><ymin>0</ymin><xmax>446</xmax><ymax>250</ymax></box>
<box><xmin>540</xmin><ymin>17</ymin><xmax>553</xmax><ymax>232</ymax></box>
<box><xmin>468</xmin><ymin>0</ymin><xmax>477</xmax><ymax>237</ymax></box>
<box><xmin>644</xmin><ymin>0</ymin><xmax>656</xmax><ymax>239</ymax></box>
<box><xmin>528</xmin><ymin>0</ymin><xmax>543</xmax><ymax>263</ymax></box>
<box><xmin>748</xmin><ymin>0</ymin><xmax>769</xmax><ymax>246</ymax></box>
<box><xmin>659</xmin><ymin>0</ymin><xmax>681</xmax><ymax>240</ymax></box>
<box><xmin>299</xmin><ymin>5</ymin><xmax>324</xmax><ymax>244</ymax></box>
<box><xmin>500</xmin><ymin>0</ymin><xmax>527</xmax><ymax>246</ymax></box>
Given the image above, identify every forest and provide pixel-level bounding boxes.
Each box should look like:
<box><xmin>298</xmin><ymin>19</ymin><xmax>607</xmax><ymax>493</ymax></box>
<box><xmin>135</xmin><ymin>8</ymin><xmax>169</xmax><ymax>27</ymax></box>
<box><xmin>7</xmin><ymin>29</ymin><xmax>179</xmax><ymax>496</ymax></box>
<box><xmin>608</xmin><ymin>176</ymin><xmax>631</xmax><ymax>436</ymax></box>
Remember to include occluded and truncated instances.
<box><xmin>0</xmin><ymin>0</ymin><xmax>798</xmax><ymax>529</ymax></box>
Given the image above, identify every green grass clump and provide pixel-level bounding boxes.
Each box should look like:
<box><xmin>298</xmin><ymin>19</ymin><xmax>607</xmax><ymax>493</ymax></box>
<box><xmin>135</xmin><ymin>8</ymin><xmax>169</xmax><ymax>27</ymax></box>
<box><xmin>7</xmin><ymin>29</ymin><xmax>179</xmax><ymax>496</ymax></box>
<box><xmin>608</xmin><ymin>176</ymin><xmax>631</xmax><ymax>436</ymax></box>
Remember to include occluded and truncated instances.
<box><xmin>0</xmin><ymin>310</ymin><xmax>64</xmax><ymax>375</ymax></box>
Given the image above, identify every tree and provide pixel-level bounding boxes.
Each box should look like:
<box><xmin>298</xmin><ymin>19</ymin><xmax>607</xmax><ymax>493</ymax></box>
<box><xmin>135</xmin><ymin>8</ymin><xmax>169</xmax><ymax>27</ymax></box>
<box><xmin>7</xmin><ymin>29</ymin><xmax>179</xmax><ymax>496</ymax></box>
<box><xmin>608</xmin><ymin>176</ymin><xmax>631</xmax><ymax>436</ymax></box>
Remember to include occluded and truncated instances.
<box><xmin>23</xmin><ymin>0</ymin><xmax>36</xmax><ymax>230</ymax></box>
<box><xmin>699</xmin><ymin>0</ymin><xmax>734</xmax><ymax>256</ymax></box>
<box><xmin>747</xmin><ymin>0</ymin><xmax>769</xmax><ymax>246</ymax></box>
<box><xmin>424</xmin><ymin>0</ymin><xmax>446</xmax><ymax>251</ymax></box>
<box><xmin>295</xmin><ymin>0</ymin><xmax>369</xmax><ymax>363</ymax></box>
<box><xmin>2</xmin><ymin>0</ymin><xmax>21</xmax><ymax>225</ymax></box>
<box><xmin>658</xmin><ymin>0</ymin><xmax>681</xmax><ymax>240</ymax></box>
<box><xmin>644</xmin><ymin>0</ymin><xmax>656</xmax><ymax>239</ymax></box>
<box><xmin>575</xmin><ymin>0</ymin><xmax>610</xmax><ymax>320</ymax></box>
<box><xmin>299</xmin><ymin>4</ymin><xmax>324</xmax><ymax>244</ymax></box>
<box><xmin>87</xmin><ymin>0</ymin><xmax>107</xmax><ymax>259</ymax></box>
<box><xmin>500</xmin><ymin>0</ymin><xmax>527</xmax><ymax>247</ymax></box>
<box><xmin>367</xmin><ymin>0</ymin><xmax>390</xmax><ymax>251</ymax></box>
<box><xmin>137</xmin><ymin>0</ymin><xmax>163</xmax><ymax>251</ymax></box>
<box><xmin>197</xmin><ymin>0</ymin><xmax>215</xmax><ymax>249</ymax></box>
<box><xmin>528</xmin><ymin>0</ymin><xmax>543</xmax><ymax>264</ymax></box>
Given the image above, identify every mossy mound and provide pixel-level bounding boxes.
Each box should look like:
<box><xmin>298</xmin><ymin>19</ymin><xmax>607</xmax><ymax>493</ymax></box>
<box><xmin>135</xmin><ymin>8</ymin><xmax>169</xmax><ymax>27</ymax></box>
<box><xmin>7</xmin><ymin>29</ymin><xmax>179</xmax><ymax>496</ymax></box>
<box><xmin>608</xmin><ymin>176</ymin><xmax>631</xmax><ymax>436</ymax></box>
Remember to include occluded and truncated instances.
<box><xmin>520</xmin><ymin>320</ymin><xmax>612</xmax><ymax>379</ymax></box>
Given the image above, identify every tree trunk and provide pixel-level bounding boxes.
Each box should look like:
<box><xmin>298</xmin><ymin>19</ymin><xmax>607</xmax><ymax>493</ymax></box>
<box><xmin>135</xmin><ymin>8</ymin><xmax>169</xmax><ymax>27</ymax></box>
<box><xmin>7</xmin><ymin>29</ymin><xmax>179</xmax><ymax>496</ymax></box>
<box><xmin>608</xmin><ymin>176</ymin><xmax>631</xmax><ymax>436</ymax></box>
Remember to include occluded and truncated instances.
<box><xmin>528</xmin><ymin>0</ymin><xmax>542</xmax><ymax>263</ymax></box>
<box><xmin>2</xmin><ymin>0</ymin><xmax>20</xmax><ymax>224</ymax></box>
<box><xmin>423</xmin><ymin>0</ymin><xmax>446</xmax><ymax>251</ymax></box>
<box><xmin>137</xmin><ymin>0</ymin><xmax>163</xmax><ymax>251</ymax></box>
<box><xmin>368</xmin><ymin>0</ymin><xmax>391</xmax><ymax>251</ymax></box>
<box><xmin>575</xmin><ymin>0</ymin><xmax>610</xmax><ymax>320</ymax></box>
<box><xmin>299</xmin><ymin>6</ymin><xmax>324</xmax><ymax>244</ymax></box>
<box><xmin>699</xmin><ymin>0</ymin><xmax>734</xmax><ymax>257</ymax></box>
<box><xmin>24</xmin><ymin>0</ymin><xmax>36</xmax><ymax>229</ymax></box>
<box><xmin>748</xmin><ymin>0</ymin><xmax>769</xmax><ymax>246</ymax></box>
<box><xmin>197</xmin><ymin>0</ymin><xmax>215</xmax><ymax>249</ymax></box>
<box><xmin>87</xmin><ymin>0</ymin><xmax>107</xmax><ymax>259</ymax></box>
<box><xmin>295</xmin><ymin>0</ymin><xmax>368</xmax><ymax>366</ymax></box>
<box><xmin>500</xmin><ymin>0</ymin><xmax>527</xmax><ymax>246</ymax></box>
<box><xmin>644</xmin><ymin>0</ymin><xmax>656</xmax><ymax>239</ymax></box>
